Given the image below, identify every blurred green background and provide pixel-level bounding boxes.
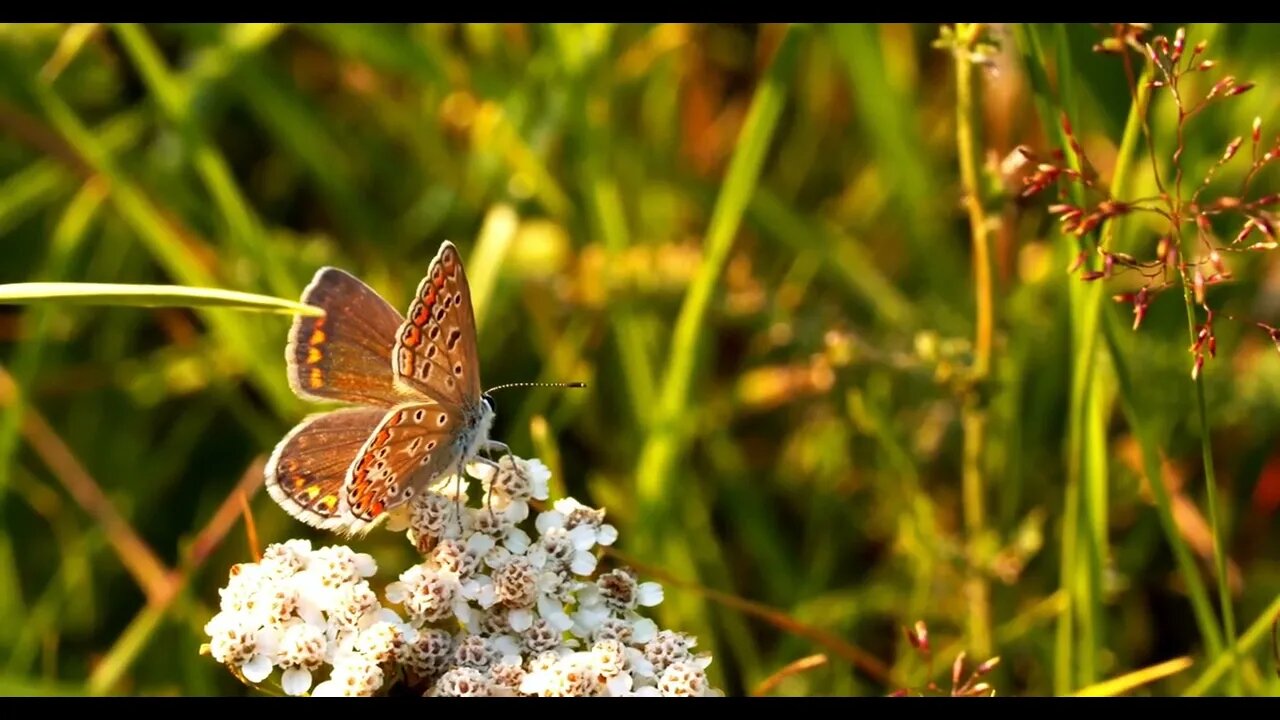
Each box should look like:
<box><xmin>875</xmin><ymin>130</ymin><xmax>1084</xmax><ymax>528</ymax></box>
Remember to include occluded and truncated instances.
<box><xmin>1</xmin><ymin>22</ymin><xmax>1279</xmax><ymax>697</ymax></box>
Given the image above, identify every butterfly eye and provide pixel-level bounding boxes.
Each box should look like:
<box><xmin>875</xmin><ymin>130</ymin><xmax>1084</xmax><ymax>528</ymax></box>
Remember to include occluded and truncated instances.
<box><xmin>483</xmin><ymin>392</ymin><xmax>496</xmax><ymax>413</ymax></box>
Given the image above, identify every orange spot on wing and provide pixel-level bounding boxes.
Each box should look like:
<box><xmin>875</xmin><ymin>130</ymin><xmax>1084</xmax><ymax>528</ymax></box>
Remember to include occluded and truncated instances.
<box><xmin>305</xmin><ymin>485</ymin><xmax>320</xmax><ymax>500</ymax></box>
<box><xmin>307</xmin><ymin>347</ymin><xmax>322</xmax><ymax>364</ymax></box>
<box><xmin>309</xmin><ymin>368</ymin><xmax>324</xmax><ymax>389</ymax></box>
<box><xmin>399</xmin><ymin>348</ymin><xmax>415</xmax><ymax>376</ymax></box>
<box><xmin>293</xmin><ymin>475</ymin><xmax>306</xmax><ymax>490</ymax></box>
<box><xmin>370</xmin><ymin>500</ymin><xmax>385</xmax><ymax>516</ymax></box>
<box><xmin>310</xmin><ymin>328</ymin><xmax>326</xmax><ymax>346</ymax></box>
<box><xmin>412</xmin><ymin>302</ymin><xmax>429</xmax><ymax>326</ymax></box>
<box><xmin>320</xmin><ymin>495</ymin><xmax>338</xmax><ymax>512</ymax></box>
<box><xmin>403</xmin><ymin>325</ymin><xmax>422</xmax><ymax>348</ymax></box>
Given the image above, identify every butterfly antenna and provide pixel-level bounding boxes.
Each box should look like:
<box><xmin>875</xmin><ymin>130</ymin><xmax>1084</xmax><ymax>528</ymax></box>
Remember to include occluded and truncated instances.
<box><xmin>485</xmin><ymin>381</ymin><xmax>587</xmax><ymax>393</ymax></box>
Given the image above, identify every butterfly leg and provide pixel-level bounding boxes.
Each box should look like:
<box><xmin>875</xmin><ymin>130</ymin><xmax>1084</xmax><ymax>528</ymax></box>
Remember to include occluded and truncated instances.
<box><xmin>476</xmin><ymin>440</ymin><xmax>524</xmax><ymax>516</ymax></box>
<box><xmin>451</xmin><ymin>457</ymin><xmax>467</xmax><ymax>535</ymax></box>
<box><xmin>470</xmin><ymin>455</ymin><xmax>504</xmax><ymax>517</ymax></box>
<box><xmin>485</xmin><ymin>466</ymin><xmax>496</xmax><ymax>518</ymax></box>
<box><xmin>481</xmin><ymin>440</ymin><xmax>529</xmax><ymax>484</ymax></box>
<box><xmin>481</xmin><ymin>439</ymin><xmax>514</xmax><ymax>458</ymax></box>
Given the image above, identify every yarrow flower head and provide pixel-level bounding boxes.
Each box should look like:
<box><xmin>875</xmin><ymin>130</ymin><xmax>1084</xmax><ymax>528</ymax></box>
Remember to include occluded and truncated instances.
<box><xmin>200</xmin><ymin>540</ymin><xmax>406</xmax><ymax>696</ymax></box>
<box><xmin>203</xmin><ymin>456</ymin><xmax>722</xmax><ymax>697</ymax></box>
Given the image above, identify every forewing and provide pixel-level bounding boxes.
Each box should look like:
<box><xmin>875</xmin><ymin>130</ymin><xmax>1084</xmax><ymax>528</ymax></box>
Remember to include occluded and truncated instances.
<box><xmin>287</xmin><ymin>267</ymin><xmax>411</xmax><ymax>407</ymax></box>
<box><xmin>391</xmin><ymin>242</ymin><xmax>483</xmax><ymax>407</ymax></box>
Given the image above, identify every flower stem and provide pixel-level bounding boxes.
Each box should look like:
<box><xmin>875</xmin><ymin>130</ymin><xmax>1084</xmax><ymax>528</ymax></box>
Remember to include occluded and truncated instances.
<box><xmin>1166</xmin><ymin>39</ymin><xmax>1240</xmax><ymax>691</ymax></box>
<box><xmin>954</xmin><ymin>22</ymin><xmax>993</xmax><ymax>660</ymax></box>
<box><xmin>1179</xmin><ymin>280</ymin><xmax>1240</xmax><ymax>693</ymax></box>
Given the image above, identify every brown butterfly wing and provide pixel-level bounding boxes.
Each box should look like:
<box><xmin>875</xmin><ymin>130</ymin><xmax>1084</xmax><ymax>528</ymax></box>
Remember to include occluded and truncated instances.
<box><xmin>265</xmin><ymin>406</ymin><xmax>388</xmax><ymax>533</ymax></box>
<box><xmin>340</xmin><ymin>402</ymin><xmax>469</xmax><ymax>529</ymax></box>
<box><xmin>287</xmin><ymin>267</ymin><xmax>414</xmax><ymax>407</ymax></box>
<box><xmin>391</xmin><ymin>241</ymin><xmax>483</xmax><ymax>409</ymax></box>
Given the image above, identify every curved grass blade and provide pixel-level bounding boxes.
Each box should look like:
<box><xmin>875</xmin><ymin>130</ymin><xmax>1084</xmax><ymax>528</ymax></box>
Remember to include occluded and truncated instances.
<box><xmin>1184</xmin><ymin>591</ymin><xmax>1280</xmax><ymax>696</ymax></box>
<box><xmin>0</xmin><ymin>282</ymin><xmax>324</xmax><ymax>317</ymax></box>
<box><xmin>634</xmin><ymin>21</ymin><xmax>801</xmax><ymax>588</ymax></box>
<box><xmin>1071</xmin><ymin>656</ymin><xmax>1194</xmax><ymax>697</ymax></box>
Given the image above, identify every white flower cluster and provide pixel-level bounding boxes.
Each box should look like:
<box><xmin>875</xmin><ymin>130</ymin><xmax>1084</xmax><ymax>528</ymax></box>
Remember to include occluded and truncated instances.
<box><xmin>202</xmin><ymin>456</ymin><xmax>721</xmax><ymax>697</ymax></box>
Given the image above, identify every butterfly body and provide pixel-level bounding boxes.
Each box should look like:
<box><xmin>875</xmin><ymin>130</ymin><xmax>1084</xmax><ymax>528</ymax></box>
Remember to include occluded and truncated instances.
<box><xmin>265</xmin><ymin>241</ymin><xmax>499</xmax><ymax>536</ymax></box>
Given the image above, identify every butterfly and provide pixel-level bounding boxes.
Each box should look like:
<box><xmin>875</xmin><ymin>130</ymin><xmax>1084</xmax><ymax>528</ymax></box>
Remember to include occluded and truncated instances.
<box><xmin>264</xmin><ymin>241</ymin><xmax>520</xmax><ymax>536</ymax></box>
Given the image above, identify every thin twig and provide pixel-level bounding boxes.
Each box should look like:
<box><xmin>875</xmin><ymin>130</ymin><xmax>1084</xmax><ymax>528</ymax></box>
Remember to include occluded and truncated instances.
<box><xmin>0</xmin><ymin>99</ymin><xmax>89</xmax><ymax>174</ymax></box>
<box><xmin>183</xmin><ymin>456</ymin><xmax>265</xmax><ymax>571</ymax></box>
<box><xmin>239</xmin><ymin>489</ymin><xmax>261</xmax><ymax>563</ymax></box>
<box><xmin>751</xmin><ymin>654</ymin><xmax>829</xmax><ymax>696</ymax></box>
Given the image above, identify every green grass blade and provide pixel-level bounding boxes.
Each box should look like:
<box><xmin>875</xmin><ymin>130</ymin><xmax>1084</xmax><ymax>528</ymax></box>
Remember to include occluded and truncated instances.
<box><xmin>10</xmin><ymin>62</ymin><xmax>300</xmax><ymax>419</ymax></box>
<box><xmin>1181</xmin><ymin>241</ymin><xmax>1240</xmax><ymax>695</ymax></box>
<box><xmin>0</xmin><ymin>674</ymin><xmax>86</xmax><ymax>696</ymax></box>
<box><xmin>465</xmin><ymin>204</ymin><xmax>520</xmax><ymax>335</ymax></box>
<box><xmin>1053</xmin><ymin>22</ymin><xmax>1109</xmax><ymax>690</ymax></box>
<box><xmin>86</xmin><ymin>601</ymin><xmax>168</xmax><ymax>695</ymax></box>
<box><xmin>746</xmin><ymin>187</ymin><xmax>916</xmax><ymax>329</ymax></box>
<box><xmin>0</xmin><ymin>110</ymin><xmax>146</xmax><ymax>237</ymax></box>
<box><xmin>476</xmin><ymin>102</ymin><xmax>574</xmax><ymax>221</ymax></box>
<box><xmin>634</xmin><ymin>23</ymin><xmax>801</xmax><ymax>631</ymax></box>
<box><xmin>184</xmin><ymin>23</ymin><xmax>288</xmax><ymax>100</ymax></box>
<box><xmin>0</xmin><ymin>161</ymin><xmax>72</xmax><ymax>238</ymax></box>
<box><xmin>1102</xmin><ymin>314</ymin><xmax>1224</xmax><ymax>658</ymax></box>
<box><xmin>1014</xmin><ymin>22</ymin><xmax>1110</xmax><ymax>692</ymax></box>
<box><xmin>1184</xmin><ymin>592</ymin><xmax>1280</xmax><ymax>696</ymax></box>
<box><xmin>828</xmin><ymin>24</ymin><xmax>965</xmax><ymax>303</ymax></box>
<box><xmin>590</xmin><ymin>176</ymin><xmax>658</xmax><ymax>427</ymax></box>
<box><xmin>1013</xmin><ymin>23</ymin><xmax>1077</xmax><ymax>693</ymax></box>
<box><xmin>1091</xmin><ymin>23</ymin><xmax>1225</xmax><ymax>671</ymax></box>
<box><xmin>231</xmin><ymin>58</ymin><xmax>386</xmax><ymax>245</ymax></box>
<box><xmin>0</xmin><ymin>282</ymin><xmax>325</xmax><ymax>316</ymax></box>
<box><xmin>112</xmin><ymin>23</ymin><xmax>297</xmax><ymax>301</ymax></box>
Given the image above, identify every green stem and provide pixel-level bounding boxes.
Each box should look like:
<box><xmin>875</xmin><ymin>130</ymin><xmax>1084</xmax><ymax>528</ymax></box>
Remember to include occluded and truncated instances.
<box><xmin>1050</xmin><ymin>22</ymin><xmax>1109</xmax><ymax>689</ymax></box>
<box><xmin>1012</xmin><ymin>23</ymin><xmax>1093</xmax><ymax>692</ymax></box>
<box><xmin>1087</xmin><ymin>37</ymin><xmax>1235</xmax><ymax>686</ymax></box>
<box><xmin>1180</xmin><ymin>281</ymin><xmax>1240</xmax><ymax>693</ymax></box>
<box><xmin>1016</xmin><ymin>23</ymin><xmax>1147</xmax><ymax>691</ymax></box>
<box><xmin>1161</xmin><ymin>23</ymin><xmax>1238</xmax><ymax>693</ymax></box>
<box><xmin>953</xmin><ymin>22</ymin><xmax>993</xmax><ymax>660</ymax></box>
<box><xmin>1102</xmin><ymin>315</ymin><xmax>1224</xmax><ymax>660</ymax></box>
